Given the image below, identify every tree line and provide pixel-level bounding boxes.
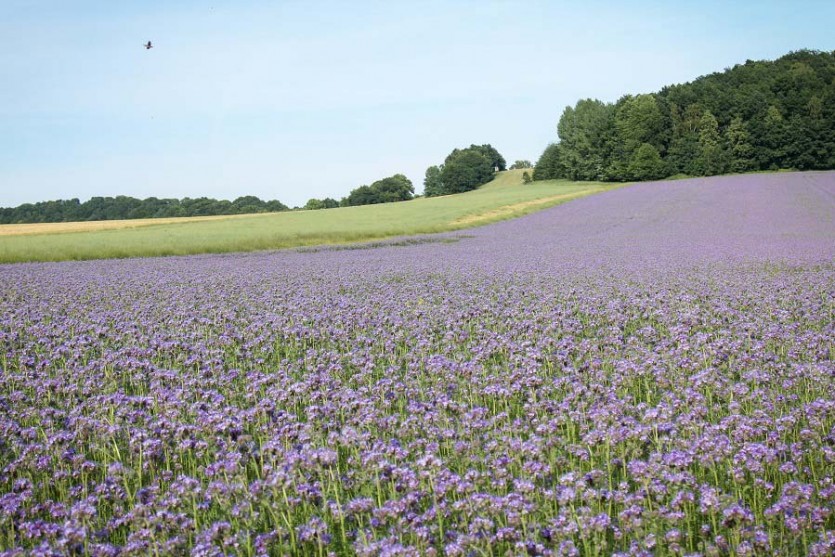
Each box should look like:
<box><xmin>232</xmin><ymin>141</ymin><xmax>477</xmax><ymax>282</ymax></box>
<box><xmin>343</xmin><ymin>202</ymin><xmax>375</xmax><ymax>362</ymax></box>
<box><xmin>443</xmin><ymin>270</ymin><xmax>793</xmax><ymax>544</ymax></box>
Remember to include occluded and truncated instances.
<box><xmin>302</xmin><ymin>174</ymin><xmax>415</xmax><ymax>210</ymax></box>
<box><xmin>5</xmin><ymin>146</ymin><xmax>508</xmax><ymax>221</ymax></box>
<box><xmin>303</xmin><ymin>144</ymin><xmax>508</xmax><ymax>210</ymax></box>
<box><xmin>0</xmin><ymin>195</ymin><xmax>289</xmax><ymax>224</ymax></box>
<box><xmin>534</xmin><ymin>50</ymin><xmax>835</xmax><ymax>182</ymax></box>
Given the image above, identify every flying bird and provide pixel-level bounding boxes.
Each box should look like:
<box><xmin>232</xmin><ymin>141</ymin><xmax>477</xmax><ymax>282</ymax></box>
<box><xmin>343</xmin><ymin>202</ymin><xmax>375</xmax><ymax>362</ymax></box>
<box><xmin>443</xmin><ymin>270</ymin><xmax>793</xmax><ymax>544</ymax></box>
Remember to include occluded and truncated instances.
<box><xmin>144</xmin><ymin>41</ymin><xmax>153</xmax><ymax>50</ymax></box>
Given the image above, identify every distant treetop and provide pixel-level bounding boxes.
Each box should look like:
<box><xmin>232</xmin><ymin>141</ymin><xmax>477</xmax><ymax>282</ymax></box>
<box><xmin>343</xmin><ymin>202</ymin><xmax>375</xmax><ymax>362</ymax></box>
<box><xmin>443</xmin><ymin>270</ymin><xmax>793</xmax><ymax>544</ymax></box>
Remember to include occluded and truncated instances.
<box><xmin>341</xmin><ymin>174</ymin><xmax>415</xmax><ymax>207</ymax></box>
<box><xmin>0</xmin><ymin>195</ymin><xmax>288</xmax><ymax>225</ymax></box>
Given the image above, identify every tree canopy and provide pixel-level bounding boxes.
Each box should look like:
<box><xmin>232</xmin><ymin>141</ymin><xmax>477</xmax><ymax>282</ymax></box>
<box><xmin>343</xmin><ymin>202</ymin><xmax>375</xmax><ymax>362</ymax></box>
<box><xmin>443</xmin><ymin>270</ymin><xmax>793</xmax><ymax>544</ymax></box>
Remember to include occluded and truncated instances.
<box><xmin>532</xmin><ymin>144</ymin><xmax>562</xmax><ymax>181</ymax></box>
<box><xmin>342</xmin><ymin>174</ymin><xmax>414</xmax><ymax>207</ymax></box>
<box><xmin>303</xmin><ymin>198</ymin><xmax>340</xmax><ymax>210</ymax></box>
<box><xmin>468</xmin><ymin>144</ymin><xmax>506</xmax><ymax>171</ymax></box>
<box><xmin>0</xmin><ymin>195</ymin><xmax>289</xmax><ymax>224</ymax></box>
<box><xmin>441</xmin><ymin>148</ymin><xmax>496</xmax><ymax>194</ymax></box>
<box><xmin>423</xmin><ymin>165</ymin><xmax>445</xmax><ymax>197</ymax></box>
<box><xmin>423</xmin><ymin>144</ymin><xmax>504</xmax><ymax>197</ymax></box>
<box><xmin>534</xmin><ymin>50</ymin><xmax>835</xmax><ymax>182</ymax></box>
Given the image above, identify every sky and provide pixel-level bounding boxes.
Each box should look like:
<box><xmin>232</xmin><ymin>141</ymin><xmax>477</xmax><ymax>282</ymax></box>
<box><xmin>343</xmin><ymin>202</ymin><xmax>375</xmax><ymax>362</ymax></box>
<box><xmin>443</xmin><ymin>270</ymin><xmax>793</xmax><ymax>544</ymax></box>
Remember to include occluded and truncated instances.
<box><xmin>1</xmin><ymin>1</ymin><xmax>834</xmax><ymax>208</ymax></box>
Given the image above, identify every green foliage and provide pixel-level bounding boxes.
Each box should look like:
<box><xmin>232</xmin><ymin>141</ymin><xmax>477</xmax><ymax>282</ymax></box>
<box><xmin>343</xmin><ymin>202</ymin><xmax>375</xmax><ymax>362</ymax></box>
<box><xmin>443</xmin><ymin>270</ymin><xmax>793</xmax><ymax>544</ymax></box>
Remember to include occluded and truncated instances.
<box><xmin>557</xmin><ymin>99</ymin><xmax>617</xmax><ymax>181</ymax></box>
<box><xmin>304</xmin><ymin>198</ymin><xmax>340</xmax><ymax>210</ymax></box>
<box><xmin>533</xmin><ymin>143</ymin><xmax>563</xmax><ymax>181</ymax></box>
<box><xmin>509</xmin><ymin>160</ymin><xmax>533</xmax><ymax>169</ymax></box>
<box><xmin>423</xmin><ymin>165</ymin><xmax>445</xmax><ymax>197</ymax></box>
<box><xmin>725</xmin><ymin>116</ymin><xmax>754</xmax><ymax>173</ymax></box>
<box><xmin>628</xmin><ymin>143</ymin><xmax>666</xmax><ymax>181</ymax></box>
<box><xmin>342</xmin><ymin>186</ymin><xmax>376</xmax><ymax>207</ymax></box>
<box><xmin>343</xmin><ymin>174</ymin><xmax>415</xmax><ymax>207</ymax></box>
<box><xmin>372</xmin><ymin>174</ymin><xmax>415</xmax><ymax>203</ymax></box>
<box><xmin>521</xmin><ymin>171</ymin><xmax>532</xmax><ymax>184</ymax></box>
<box><xmin>697</xmin><ymin>111</ymin><xmax>726</xmax><ymax>176</ymax></box>
<box><xmin>615</xmin><ymin>94</ymin><xmax>666</xmax><ymax>154</ymax></box>
<box><xmin>441</xmin><ymin>148</ymin><xmax>496</xmax><ymax>194</ymax></box>
<box><xmin>467</xmin><ymin>144</ymin><xmax>507</xmax><ymax>171</ymax></box>
<box><xmin>0</xmin><ymin>195</ymin><xmax>288</xmax><ymax>224</ymax></box>
<box><xmin>537</xmin><ymin>50</ymin><xmax>835</xmax><ymax>182</ymax></box>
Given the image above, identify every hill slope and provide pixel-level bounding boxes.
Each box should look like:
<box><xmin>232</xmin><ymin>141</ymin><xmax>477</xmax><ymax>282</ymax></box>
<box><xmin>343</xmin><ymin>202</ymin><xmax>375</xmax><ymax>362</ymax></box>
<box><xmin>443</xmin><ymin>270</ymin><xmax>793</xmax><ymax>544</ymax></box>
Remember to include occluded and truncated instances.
<box><xmin>0</xmin><ymin>170</ymin><xmax>613</xmax><ymax>263</ymax></box>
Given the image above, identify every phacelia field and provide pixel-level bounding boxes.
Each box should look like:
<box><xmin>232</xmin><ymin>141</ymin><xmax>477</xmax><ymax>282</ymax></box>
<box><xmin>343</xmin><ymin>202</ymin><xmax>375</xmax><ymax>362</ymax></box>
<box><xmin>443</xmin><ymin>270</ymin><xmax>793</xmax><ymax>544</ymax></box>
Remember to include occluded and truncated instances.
<box><xmin>1</xmin><ymin>172</ymin><xmax>834</xmax><ymax>556</ymax></box>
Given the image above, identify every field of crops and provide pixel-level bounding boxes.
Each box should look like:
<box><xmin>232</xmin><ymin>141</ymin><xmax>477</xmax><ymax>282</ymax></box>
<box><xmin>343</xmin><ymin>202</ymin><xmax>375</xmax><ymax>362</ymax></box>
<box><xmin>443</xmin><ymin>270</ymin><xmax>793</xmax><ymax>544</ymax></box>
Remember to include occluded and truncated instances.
<box><xmin>0</xmin><ymin>171</ymin><xmax>611</xmax><ymax>264</ymax></box>
<box><xmin>1</xmin><ymin>171</ymin><xmax>834</xmax><ymax>556</ymax></box>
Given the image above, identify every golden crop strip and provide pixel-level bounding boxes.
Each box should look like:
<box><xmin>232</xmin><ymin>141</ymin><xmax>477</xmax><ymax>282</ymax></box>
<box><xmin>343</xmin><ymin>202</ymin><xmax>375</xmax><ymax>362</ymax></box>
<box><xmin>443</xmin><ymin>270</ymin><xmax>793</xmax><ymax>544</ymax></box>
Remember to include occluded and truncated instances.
<box><xmin>0</xmin><ymin>214</ymin><xmax>250</xmax><ymax>237</ymax></box>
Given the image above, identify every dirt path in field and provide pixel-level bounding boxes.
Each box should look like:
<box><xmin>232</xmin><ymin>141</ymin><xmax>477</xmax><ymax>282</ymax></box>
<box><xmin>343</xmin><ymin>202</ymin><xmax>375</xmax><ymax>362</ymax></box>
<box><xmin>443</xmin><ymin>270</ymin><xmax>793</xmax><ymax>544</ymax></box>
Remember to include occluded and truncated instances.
<box><xmin>452</xmin><ymin>191</ymin><xmax>594</xmax><ymax>226</ymax></box>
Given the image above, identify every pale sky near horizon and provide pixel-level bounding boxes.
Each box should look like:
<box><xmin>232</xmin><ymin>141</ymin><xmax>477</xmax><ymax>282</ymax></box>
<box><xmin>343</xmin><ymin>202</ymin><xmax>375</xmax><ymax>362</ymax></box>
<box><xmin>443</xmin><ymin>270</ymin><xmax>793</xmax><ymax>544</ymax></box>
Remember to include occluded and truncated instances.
<box><xmin>2</xmin><ymin>1</ymin><xmax>834</xmax><ymax>208</ymax></box>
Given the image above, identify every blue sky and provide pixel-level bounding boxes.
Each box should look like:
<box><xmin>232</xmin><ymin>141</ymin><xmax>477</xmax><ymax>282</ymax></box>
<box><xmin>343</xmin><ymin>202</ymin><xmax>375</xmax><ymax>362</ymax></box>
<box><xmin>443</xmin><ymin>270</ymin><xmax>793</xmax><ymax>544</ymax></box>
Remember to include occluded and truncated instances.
<box><xmin>2</xmin><ymin>1</ymin><xmax>833</xmax><ymax>208</ymax></box>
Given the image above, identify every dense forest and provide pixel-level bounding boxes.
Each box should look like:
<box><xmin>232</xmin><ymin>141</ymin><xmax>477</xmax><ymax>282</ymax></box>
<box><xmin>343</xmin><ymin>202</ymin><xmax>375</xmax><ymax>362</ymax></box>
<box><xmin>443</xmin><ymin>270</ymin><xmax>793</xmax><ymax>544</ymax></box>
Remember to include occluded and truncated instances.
<box><xmin>0</xmin><ymin>195</ymin><xmax>289</xmax><ymax>224</ymax></box>
<box><xmin>534</xmin><ymin>50</ymin><xmax>835</xmax><ymax>182</ymax></box>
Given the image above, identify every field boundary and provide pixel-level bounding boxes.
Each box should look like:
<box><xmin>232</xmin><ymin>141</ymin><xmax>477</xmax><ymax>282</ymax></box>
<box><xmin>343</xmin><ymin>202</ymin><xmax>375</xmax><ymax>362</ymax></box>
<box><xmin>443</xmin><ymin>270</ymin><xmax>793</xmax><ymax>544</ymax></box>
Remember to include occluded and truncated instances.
<box><xmin>0</xmin><ymin>213</ymin><xmax>253</xmax><ymax>237</ymax></box>
<box><xmin>451</xmin><ymin>190</ymin><xmax>597</xmax><ymax>226</ymax></box>
<box><xmin>0</xmin><ymin>172</ymin><xmax>620</xmax><ymax>263</ymax></box>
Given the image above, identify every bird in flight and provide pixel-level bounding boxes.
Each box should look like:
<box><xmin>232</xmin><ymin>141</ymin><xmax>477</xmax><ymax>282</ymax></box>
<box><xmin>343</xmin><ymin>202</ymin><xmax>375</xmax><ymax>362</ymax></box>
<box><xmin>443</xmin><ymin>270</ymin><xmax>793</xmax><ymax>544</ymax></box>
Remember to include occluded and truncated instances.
<box><xmin>144</xmin><ymin>41</ymin><xmax>153</xmax><ymax>50</ymax></box>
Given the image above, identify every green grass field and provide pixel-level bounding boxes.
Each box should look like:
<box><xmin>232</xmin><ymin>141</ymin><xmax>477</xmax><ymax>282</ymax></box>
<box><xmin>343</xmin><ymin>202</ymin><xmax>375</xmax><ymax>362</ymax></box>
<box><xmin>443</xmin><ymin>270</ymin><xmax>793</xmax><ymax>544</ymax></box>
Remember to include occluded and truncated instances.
<box><xmin>0</xmin><ymin>171</ymin><xmax>618</xmax><ymax>263</ymax></box>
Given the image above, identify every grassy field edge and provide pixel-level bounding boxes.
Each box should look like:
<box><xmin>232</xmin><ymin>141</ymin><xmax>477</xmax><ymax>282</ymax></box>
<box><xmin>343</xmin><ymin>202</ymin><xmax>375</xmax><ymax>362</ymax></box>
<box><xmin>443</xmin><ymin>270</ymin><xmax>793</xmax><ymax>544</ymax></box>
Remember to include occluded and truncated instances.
<box><xmin>0</xmin><ymin>172</ymin><xmax>622</xmax><ymax>264</ymax></box>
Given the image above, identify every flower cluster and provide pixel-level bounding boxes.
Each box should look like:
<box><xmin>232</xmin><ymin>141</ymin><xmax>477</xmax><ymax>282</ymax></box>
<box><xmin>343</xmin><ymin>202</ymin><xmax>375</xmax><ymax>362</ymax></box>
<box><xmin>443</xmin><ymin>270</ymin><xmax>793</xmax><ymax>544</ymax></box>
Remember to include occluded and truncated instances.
<box><xmin>1</xmin><ymin>172</ymin><xmax>834</xmax><ymax>555</ymax></box>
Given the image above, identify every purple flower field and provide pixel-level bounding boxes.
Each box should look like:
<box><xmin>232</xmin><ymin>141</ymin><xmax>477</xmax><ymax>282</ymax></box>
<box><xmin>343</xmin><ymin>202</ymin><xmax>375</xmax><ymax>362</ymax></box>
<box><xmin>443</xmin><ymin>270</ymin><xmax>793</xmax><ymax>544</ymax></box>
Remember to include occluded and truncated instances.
<box><xmin>1</xmin><ymin>172</ymin><xmax>834</xmax><ymax>556</ymax></box>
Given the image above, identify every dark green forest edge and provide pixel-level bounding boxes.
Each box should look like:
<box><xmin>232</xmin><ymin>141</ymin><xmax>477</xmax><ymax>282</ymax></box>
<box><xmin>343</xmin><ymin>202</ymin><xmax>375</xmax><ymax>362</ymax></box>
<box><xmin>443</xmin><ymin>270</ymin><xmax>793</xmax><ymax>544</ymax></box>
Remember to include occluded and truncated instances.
<box><xmin>2</xmin><ymin>50</ymin><xmax>833</xmax><ymax>225</ymax></box>
<box><xmin>0</xmin><ymin>195</ymin><xmax>290</xmax><ymax>224</ymax></box>
<box><xmin>533</xmin><ymin>50</ymin><xmax>835</xmax><ymax>181</ymax></box>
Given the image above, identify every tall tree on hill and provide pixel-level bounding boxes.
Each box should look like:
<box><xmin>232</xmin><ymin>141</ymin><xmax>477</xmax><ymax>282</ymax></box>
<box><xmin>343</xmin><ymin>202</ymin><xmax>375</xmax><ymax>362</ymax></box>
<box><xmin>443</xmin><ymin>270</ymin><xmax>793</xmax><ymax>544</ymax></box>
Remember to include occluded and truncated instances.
<box><xmin>441</xmin><ymin>148</ymin><xmax>495</xmax><ymax>193</ymax></box>
<box><xmin>468</xmin><ymin>144</ymin><xmax>507</xmax><ymax>171</ymax></box>
<box><xmin>423</xmin><ymin>165</ymin><xmax>445</xmax><ymax>197</ymax></box>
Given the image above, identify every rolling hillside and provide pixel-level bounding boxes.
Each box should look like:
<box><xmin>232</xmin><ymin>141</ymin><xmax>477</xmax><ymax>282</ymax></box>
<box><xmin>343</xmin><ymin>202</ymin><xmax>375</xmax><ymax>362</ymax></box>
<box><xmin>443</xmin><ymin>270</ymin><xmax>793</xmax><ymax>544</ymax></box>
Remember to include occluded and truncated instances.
<box><xmin>0</xmin><ymin>170</ymin><xmax>614</xmax><ymax>263</ymax></box>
